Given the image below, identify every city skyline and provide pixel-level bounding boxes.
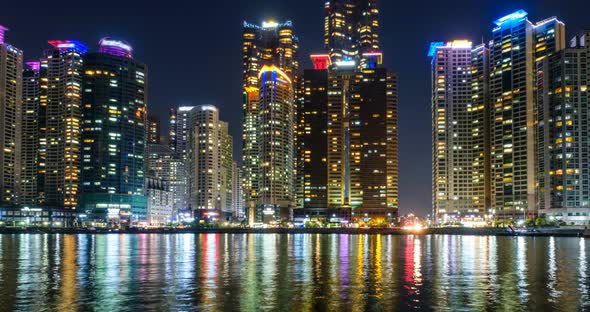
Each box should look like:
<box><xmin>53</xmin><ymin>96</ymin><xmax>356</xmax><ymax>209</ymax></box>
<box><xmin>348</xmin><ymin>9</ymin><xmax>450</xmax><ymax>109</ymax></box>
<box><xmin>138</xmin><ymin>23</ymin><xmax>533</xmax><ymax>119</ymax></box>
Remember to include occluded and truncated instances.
<box><xmin>1</xmin><ymin>0</ymin><xmax>588</xmax><ymax>216</ymax></box>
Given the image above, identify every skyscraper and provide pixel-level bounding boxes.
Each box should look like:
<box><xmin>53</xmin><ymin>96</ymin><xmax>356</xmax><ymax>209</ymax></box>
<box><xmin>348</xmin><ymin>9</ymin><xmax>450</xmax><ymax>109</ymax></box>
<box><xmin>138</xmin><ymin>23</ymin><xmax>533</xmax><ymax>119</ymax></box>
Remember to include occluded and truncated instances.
<box><xmin>429</xmin><ymin>40</ymin><xmax>488</xmax><ymax>223</ymax></box>
<box><xmin>219</xmin><ymin>121</ymin><xmax>233</xmax><ymax>216</ymax></box>
<box><xmin>294</xmin><ymin>0</ymin><xmax>398</xmax><ymax>223</ymax></box>
<box><xmin>322</xmin><ymin>59</ymin><xmax>398</xmax><ymax>218</ymax></box>
<box><xmin>38</xmin><ymin>40</ymin><xmax>86</xmax><ymax>209</ymax></box>
<box><xmin>188</xmin><ymin>105</ymin><xmax>233</xmax><ymax>218</ymax></box>
<box><xmin>297</xmin><ymin>55</ymin><xmax>330</xmax><ymax>209</ymax></box>
<box><xmin>255</xmin><ymin>65</ymin><xmax>295</xmax><ymax>221</ymax></box>
<box><xmin>536</xmin><ymin>30</ymin><xmax>590</xmax><ymax>224</ymax></box>
<box><xmin>21</xmin><ymin>61</ymin><xmax>41</xmax><ymax>206</ymax></box>
<box><xmin>0</xmin><ymin>26</ymin><xmax>23</xmax><ymax>207</ymax></box>
<box><xmin>324</xmin><ymin>0</ymin><xmax>380</xmax><ymax>63</ymax></box>
<box><xmin>489</xmin><ymin>10</ymin><xmax>565</xmax><ymax>218</ymax></box>
<box><xmin>242</xmin><ymin>20</ymin><xmax>298</xmax><ymax>205</ymax></box>
<box><xmin>231</xmin><ymin>161</ymin><xmax>244</xmax><ymax>219</ymax></box>
<box><xmin>348</xmin><ymin>66</ymin><xmax>398</xmax><ymax>215</ymax></box>
<box><xmin>79</xmin><ymin>38</ymin><xmax>148</xmax><ymax>222</ymax></box>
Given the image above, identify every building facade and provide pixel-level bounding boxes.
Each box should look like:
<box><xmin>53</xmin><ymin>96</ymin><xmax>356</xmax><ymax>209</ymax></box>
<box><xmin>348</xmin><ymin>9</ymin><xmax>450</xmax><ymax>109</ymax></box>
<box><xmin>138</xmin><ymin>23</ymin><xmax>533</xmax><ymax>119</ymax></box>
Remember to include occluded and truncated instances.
<box><xmin>489</xmin><ymin>11</ymin><xmax>565</xmax><ymax>218</ymax></box>
<box><xmin>188</xmin><ymin>105</ymin><xmax>233</xmax><ymax>218</ymax></box>
<box><xmin>537</xmin><ymin>31</ymin><xmax>590</xmax><ymax>224</ymax></box>
<box><xmin>38</xmin><ymin>40</ymin><xmax>86</xmax><ymax>209</ymax></box>
<box><xmin>430</xmin><ymin>40</ymin><xmax>488</xmax><ymax>223</ymax></box>
<box><xmin>252</xmin><ymin>65</ymin><xmax>296</xmax><ymax>222</ymax></box>
<box><xmin>297</xmin><ymin>59</ymin><xmax>329</xmax><ymax>209</ymax></box>
<box><xmin>146</xmin><ymin>176</ymin><xmax>174</xmax><ymax>225</ymax></box>
<box><xmin>79</xmin><ymin>38</ymin><xmax>148</xmax><ymax>223</ymax></box>
<box><xmin>242</xmin><ymin>20</ymin><xmax>299</xmax><ymax>205</ymax></box>
<box><xmin>0</xmin><ymin>26</ymin><xmax>23</xmax><ymax>207</ymax></box>
<box><xmin>21</xmin><ymin>62</ymin><xmax>40</xmax><ymax>206</ymax></box>
<box><xmin>231</xmin><ymin>161</ymin><xmax>244</xmax><ymax>219</ymax></box>
<box><xmin>147</xmin><ymin>143</ymin><xmax>188</xmax><ymax>214</ymax></box>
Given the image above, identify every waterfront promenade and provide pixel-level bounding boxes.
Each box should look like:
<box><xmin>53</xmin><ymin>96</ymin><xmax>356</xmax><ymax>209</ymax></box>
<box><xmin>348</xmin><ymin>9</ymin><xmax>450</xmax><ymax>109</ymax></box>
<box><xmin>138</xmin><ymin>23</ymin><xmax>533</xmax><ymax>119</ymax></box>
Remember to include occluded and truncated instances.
<box><xmin>1</xmin><ymin>226</ymin><xmax>586</xmax><ymax>237</ymax></box>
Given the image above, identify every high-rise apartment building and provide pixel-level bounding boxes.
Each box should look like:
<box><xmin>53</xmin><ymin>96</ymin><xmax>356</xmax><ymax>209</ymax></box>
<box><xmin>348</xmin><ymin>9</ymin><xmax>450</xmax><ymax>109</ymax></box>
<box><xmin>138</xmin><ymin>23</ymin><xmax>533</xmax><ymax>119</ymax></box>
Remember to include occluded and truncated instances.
<box><xmin>79</xmin><ymin>38</ymin><xmax>148</xmax><ymax>222</ymax></box>
<box><xmin>188</xmin><ymin>105</ymin><xmax>233</xmax><ymax>217</ymax></box>
<box><xmin>489</xmin><ymin>10</ymin><xmax>565</xmax><ymax>217</ymax></box>
<box><xmin>0</xmin><ymin>26</ymin><xmax>23</xmax><ymax>207</ymax></box>
<box><xmin>242</xmin><ymin>20</ymin><xmax>298</xmax><ymax>204</ymax></box>
<box><xmin>429</xmin><ymin>40</ymin><xmax>488</xmax><ymax>222</ymax></box>
<box><xmin>21</xmin><ymin>62</ymin><xmax>41</xmax><ymax>206</ymax></box>
<box><xmin>324</xmin><ymin>0</ymin><xmax>380</xmax><ymax>63</ymax></box>
<box><xmin>219</xmin><ymin>121</ymin><xmax>233</xmax><ymax>216</ymax></box>
<box><xmin>231</xmin><ymin>161</ymin><xmax>244</xmax><ymax>218</ymax></box>
<box><xmin>536</xmin><ymin>31</ymin><xmax>590</xmax><ymax>224</ymax></box>
<box><xmin>255</xmin><ymin>65</ymin><xmax>295</xmax><ymax>221</ymax></box>
<box><xmin>38</xmin><ymin>40</ymin><xmax>86</xmax><ymax>209</ymax></box>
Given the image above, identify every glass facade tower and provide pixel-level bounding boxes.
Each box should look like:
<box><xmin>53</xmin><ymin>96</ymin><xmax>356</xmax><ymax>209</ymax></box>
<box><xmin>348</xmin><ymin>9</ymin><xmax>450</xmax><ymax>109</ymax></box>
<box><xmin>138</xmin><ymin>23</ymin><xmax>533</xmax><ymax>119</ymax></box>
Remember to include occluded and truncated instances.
<box><xmin>79</xmin><ymin>38</ymin><xmax>148</xmax><ymax>222</ymax></box>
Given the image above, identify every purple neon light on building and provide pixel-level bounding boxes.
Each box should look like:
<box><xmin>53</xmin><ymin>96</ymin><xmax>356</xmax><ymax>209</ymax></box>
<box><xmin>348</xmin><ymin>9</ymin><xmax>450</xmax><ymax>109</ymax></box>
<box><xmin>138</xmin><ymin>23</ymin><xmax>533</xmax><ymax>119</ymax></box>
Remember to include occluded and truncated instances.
<box><xmin>0</xmin><ymin>25</ymin><xmax>8</xmax><ymax>44</ymax></box>
<box><xmin>26</xmin><ymin>61</ymin><xmax>41</xmax><ymax>72</ymax></box>
<box><xmin>98</xmin><ymin>37</ymin><xmax>133</xmax><ymax>58</ymax></box>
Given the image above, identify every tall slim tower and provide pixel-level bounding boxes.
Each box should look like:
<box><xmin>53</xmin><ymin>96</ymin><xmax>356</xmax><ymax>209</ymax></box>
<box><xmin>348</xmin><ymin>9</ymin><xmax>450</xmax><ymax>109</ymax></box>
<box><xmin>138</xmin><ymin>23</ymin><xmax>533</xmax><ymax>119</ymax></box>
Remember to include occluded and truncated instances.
<box><xmin>219</xmin><ymin>121</ymin><xmax>233</xmax><ymax>215</ymax></box>
<box><xmin>188</xmin><ymin>105</ymin><xmax>233</xmax><ymax>216</ymax></box>
<box><xmin>256</xmin><ymin>65</ymin><xmax>295</xmax><ymax>220</ymax></box>
<box><xmin>429</xmin><ymin>40</ymin><xmax>488</xmax><ymax>222</ymax></box>
<box><xmin>489</xmin><ymin>11</ymin><xmax>535</xmax><ymax>216</ymax></box>
<box><xmin>79</xmin><ymin>38</ymin><xmax>148</xmax><ymax>222</ymax></box>
<box><xmin>242</xmin><ymin>20</ymin><xmax>298</xmax><ymax>205</ymax></box>
<box><xmin>21</xmin><ymin>61</ymin><xmax>41</xmax><ymax>206</ymax></box>
<box><xmin>537</xmin><ymin>30</ymin><xmax>590</xmax><ymax>219</ymax></box>
<box><xmin>0</xmin><ymin>26</ymin><xmax>23</xmax><ymax>207</ymax></box>
<box><xmin>297</xmin><ymin>55</ymin><xmax>330</xmax><ymax>209</ymax></box>
<box><xmin>39</xmin><ymin>40</ymin><xmax>86</xmax><ymax>209</ymax></box>
<box><xmin>188</xmin><ymin>106</ymin><xmax>220</xmax><ymax>211</ymax></box>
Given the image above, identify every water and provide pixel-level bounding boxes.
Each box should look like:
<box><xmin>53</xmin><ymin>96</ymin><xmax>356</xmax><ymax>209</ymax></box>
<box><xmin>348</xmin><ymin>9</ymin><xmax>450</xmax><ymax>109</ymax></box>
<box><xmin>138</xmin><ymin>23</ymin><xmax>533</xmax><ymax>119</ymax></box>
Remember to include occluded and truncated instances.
<box><xmin>0</xmin><ymin>234</ymin><xmax>588</xmax><ymax>311</ymax></box>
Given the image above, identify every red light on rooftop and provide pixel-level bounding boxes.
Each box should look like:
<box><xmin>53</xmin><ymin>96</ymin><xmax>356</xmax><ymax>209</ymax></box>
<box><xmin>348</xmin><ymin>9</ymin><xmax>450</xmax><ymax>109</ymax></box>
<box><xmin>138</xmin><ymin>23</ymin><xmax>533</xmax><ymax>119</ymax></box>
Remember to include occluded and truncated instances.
<box><xmin>310</xmin><ymin>54</ymin><xmax>331</xmax><ymax>70</ymax></box>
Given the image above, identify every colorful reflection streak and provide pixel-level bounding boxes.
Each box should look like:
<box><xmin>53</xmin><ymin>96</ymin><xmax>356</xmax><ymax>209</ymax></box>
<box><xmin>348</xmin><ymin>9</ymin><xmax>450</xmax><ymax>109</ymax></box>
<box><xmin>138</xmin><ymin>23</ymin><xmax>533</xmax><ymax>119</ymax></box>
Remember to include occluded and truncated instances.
<box><xmin>0</xmin><ymin>235</ymin><xmax>589</xmax><ymax>311</ymax></box>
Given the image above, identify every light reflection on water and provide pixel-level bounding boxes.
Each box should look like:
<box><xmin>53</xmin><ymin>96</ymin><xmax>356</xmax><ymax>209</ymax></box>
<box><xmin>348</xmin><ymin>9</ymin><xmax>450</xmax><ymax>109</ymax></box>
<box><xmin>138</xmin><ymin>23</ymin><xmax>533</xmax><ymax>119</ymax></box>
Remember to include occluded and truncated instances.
<box><xmin>0</xmin><ymin>234</ymin><xmax>589</xmax><ymax>311</ymax></box>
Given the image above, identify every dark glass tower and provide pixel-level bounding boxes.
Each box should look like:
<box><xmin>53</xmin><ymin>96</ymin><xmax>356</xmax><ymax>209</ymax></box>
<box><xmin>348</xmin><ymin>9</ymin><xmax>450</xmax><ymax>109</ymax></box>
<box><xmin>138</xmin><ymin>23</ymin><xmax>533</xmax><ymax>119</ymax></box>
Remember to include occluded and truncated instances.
<box><xmin>79</xmin><ymin>38</ymin><xmax>148</xmax><ymax>223</ymax></box>
<box><xmin>297</xmin><ymin>57</ymin><xmax>329</xmax><ymax>209</ymax></box>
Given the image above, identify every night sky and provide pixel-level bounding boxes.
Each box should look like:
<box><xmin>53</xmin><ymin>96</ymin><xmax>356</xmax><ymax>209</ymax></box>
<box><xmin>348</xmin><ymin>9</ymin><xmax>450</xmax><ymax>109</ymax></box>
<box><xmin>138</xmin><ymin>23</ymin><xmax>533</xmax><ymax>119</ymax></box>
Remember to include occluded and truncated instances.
<box><xmin>1</xmin><ymin>0</ymin><xmax>587</xmax><ymax>216</ymax></box>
